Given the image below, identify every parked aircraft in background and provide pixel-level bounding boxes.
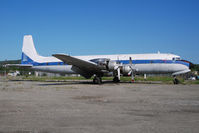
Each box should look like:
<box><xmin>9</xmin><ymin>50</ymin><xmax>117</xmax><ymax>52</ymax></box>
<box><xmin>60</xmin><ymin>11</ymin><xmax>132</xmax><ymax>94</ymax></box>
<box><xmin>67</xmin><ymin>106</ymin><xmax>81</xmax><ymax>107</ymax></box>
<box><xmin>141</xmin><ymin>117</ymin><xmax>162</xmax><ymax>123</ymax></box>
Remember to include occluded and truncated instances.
<box><xmin>9</xmin><ymin>35</ymin><xmax>191</xmax><ymax>84</ymax></box>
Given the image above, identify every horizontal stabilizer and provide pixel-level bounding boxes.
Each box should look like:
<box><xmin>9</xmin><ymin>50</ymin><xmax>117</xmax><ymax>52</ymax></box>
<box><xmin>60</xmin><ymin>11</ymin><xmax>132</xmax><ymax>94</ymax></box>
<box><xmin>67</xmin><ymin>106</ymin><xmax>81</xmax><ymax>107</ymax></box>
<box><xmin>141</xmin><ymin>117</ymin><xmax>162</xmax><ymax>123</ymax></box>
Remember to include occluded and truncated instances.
<box><xmin>5</xmin><ymin>64</ymin><xmax>33</xmax><ymax>68</ymax></box>
<box><xmin>172</xmin><ymin>69</ymin><xmax>191</xmax><ymax>76</ymax></box>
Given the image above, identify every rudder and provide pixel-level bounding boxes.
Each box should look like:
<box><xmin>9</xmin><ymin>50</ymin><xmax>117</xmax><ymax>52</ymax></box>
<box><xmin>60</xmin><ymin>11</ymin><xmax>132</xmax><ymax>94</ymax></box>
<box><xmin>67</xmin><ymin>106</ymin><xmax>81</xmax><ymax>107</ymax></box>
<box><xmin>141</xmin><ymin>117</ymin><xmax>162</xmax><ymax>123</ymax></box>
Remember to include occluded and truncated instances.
<box><xmin>21</xmin><ymin>35</ymin><xmax>39</xmax><ymax>64</ymax></box>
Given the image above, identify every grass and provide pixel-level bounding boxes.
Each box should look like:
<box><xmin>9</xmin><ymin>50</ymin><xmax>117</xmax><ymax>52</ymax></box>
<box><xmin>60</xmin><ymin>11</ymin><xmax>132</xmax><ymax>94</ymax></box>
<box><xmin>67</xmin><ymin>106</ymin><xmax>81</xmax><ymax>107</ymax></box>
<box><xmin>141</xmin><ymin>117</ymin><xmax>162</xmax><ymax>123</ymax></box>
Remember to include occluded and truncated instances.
<box><xmin>184</xmin><ymin>80</ymin><xmax>199</xmax><ymax>84</ymax></box>
<box><xmin>21</xmin><ymin>76</ymin><xmax>86</xmax><ymax>81</ymax></box>
<box><xmin>10</xmin><ymin>75</ymin><xmax>199</xmax><ymax>84</ymax></box>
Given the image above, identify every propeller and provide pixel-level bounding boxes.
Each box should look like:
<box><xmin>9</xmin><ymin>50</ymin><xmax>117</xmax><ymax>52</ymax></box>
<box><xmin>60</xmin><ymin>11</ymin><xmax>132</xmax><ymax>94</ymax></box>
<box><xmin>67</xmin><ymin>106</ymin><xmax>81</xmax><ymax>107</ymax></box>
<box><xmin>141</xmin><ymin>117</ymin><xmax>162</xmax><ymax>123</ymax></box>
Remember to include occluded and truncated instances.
<box><xmin>117</xmin><ymin>66</ymin><xmax>121</xmax><ymax>80</ymax></box>
<box><xmin>114</xmin><ymin>56</ymin><xmax>122</xmax><ymax>80</ymax></box>
<box><xmin>129</xmin><ymin>57</ymin><xmax>135</xmax><ymax>82</ymax></box>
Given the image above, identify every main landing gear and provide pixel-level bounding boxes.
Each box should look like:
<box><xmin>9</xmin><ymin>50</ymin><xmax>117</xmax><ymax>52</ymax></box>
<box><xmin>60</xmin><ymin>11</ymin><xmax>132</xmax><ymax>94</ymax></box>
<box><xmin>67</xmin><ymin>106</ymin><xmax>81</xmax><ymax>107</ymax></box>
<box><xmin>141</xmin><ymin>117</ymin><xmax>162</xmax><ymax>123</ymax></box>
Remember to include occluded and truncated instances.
<box><xmin>93</xmin><ymin>76</ymin><xmax>102</xmax><ymax>84</ymax></box>
<box><xmin>113</xmin><ymin>69</ymin><xmax>120</xmax><ymax>83</ymax></box>
<box><xmin>113</xmin><ymin>76</ymin><xmax>120</xmax><ymax>83</ymax></box>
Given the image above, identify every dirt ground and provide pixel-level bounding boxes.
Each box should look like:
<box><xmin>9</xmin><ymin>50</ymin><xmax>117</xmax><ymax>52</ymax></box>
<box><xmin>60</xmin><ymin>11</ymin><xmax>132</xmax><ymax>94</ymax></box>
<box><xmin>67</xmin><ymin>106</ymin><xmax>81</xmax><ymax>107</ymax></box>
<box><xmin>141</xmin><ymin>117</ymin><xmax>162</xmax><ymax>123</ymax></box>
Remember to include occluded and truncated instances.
<box><xmin>0</xmin><ymin>77</ymin><xmax>199</xmax><ymax>133</ymax></box>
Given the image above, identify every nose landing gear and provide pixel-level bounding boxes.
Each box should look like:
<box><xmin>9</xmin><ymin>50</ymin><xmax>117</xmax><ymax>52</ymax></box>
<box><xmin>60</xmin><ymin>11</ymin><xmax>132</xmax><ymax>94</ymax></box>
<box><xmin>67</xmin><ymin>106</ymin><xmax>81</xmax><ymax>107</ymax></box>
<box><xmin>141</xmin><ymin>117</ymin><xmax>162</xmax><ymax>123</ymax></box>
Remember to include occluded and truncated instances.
<box><xmin>173</xmin><ymin>76</ymin><xmax>179</xmax><ymax>84</ymax></box>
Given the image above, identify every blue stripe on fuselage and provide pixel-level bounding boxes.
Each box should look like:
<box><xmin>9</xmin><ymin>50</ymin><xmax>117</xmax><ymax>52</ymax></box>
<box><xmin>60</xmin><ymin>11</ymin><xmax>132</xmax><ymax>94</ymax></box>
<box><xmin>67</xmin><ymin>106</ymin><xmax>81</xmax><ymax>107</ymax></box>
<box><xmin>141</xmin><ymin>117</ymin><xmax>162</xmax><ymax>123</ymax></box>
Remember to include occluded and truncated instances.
<box><xmin>21</xmin><ymin>53</ymin><xmax>190</xmax><ymax>67</ymax></box>
<box><xmin>120</xmin><ymin>60</ymin><xmax>189</xmax><ymax>67</ymax></box>
<box><xmin>21</xmin><ymin>53</ymin><xmax>65</xmax><ymax>66</ymax></box>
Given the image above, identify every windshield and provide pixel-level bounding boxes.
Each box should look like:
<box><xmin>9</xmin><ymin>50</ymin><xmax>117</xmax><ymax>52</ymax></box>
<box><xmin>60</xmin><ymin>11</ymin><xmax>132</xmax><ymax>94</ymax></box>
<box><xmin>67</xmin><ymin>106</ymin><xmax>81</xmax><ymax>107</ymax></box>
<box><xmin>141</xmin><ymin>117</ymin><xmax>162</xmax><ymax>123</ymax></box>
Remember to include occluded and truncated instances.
<box><xmin>172</xmin><ymin>57</ymin><xmax>181</xmax><ymax>60</ymax></box>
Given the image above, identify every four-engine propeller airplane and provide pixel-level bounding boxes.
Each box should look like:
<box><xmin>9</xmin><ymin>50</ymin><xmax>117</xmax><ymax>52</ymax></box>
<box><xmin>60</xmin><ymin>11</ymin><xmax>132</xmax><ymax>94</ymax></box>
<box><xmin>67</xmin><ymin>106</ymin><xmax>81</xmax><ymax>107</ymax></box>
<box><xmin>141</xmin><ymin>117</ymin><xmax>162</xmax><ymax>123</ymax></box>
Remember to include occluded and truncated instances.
<box><xmin>9</xmin><ymin>35</ymin><xmax>191</xmax><ymax>84</ymax></box>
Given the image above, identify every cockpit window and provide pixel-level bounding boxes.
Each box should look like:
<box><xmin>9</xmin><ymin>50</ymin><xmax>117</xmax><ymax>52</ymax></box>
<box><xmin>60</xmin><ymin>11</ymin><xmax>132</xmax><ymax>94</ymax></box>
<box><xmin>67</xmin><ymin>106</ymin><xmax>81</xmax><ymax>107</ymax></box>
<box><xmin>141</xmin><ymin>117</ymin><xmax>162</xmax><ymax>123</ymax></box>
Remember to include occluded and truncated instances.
<box><xmin>172</xmin><ymin>57</ymin><xmax>181</xmax><ymax>60</ymax></box>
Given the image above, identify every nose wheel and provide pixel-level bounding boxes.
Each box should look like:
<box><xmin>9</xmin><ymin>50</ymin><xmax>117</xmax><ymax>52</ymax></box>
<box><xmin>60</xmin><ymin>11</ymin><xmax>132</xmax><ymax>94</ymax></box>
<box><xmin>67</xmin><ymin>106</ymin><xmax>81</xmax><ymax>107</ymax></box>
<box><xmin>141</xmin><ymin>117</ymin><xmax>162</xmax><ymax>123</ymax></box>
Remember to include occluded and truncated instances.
<box><xmin>173</xmin><ymin>76</ymin><xmax>179</xmax><ymax>84</ymax></box>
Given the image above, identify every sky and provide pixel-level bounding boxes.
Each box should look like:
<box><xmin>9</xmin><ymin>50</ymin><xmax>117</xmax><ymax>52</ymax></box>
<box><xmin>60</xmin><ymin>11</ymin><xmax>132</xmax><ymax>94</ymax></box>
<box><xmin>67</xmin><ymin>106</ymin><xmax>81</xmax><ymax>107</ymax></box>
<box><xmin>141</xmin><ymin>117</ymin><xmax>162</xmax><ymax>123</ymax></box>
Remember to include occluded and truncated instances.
<box><xmin>0</xmin><ymin>0</ymin><xmax>199</xmax><ymax>63</ymax></box>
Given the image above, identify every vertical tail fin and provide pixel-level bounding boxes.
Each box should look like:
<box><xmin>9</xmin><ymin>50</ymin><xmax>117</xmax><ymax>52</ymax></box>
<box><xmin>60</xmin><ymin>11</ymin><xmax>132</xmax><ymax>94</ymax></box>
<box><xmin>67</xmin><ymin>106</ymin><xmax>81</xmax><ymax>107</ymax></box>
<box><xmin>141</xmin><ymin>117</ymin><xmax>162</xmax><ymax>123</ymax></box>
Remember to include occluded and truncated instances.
<box><xmin>21</xmin><ymin>35</ymin><xmax>40</xmax><ymax>64</ymax></box>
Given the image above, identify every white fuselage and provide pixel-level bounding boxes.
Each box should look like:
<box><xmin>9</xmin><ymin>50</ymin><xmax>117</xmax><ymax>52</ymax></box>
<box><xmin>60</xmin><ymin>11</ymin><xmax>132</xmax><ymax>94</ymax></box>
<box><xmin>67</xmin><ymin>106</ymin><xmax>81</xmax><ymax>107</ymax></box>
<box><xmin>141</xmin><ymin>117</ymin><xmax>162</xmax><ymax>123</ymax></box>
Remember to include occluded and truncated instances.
<box><xmin>29</xmin><ymin>53</ymin><xmax>190</xmax><ymax>75</ymax></box>
<box><xmin>21</xmin><ymin>35</ymin><xmax>191</xmax><ymax>77</ymax></box>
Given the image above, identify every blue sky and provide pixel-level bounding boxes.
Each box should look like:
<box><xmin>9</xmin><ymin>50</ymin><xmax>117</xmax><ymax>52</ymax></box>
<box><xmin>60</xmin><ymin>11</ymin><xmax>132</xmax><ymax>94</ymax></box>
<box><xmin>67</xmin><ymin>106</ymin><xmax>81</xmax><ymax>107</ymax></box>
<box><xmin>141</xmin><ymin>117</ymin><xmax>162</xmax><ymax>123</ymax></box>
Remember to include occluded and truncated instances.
<box><xmin>0</xmin><ymin>0</ymin><xmax>199</xmax><ymax>63</ymax></box>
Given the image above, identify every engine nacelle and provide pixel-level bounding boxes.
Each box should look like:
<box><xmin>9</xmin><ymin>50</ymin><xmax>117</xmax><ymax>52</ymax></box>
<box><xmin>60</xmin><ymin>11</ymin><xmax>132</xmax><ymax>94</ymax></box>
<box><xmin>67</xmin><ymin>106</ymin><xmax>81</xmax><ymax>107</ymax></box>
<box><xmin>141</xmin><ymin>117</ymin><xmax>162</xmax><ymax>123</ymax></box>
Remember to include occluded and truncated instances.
<box><xmin>108</xmin><ymin>61</ymin><xmax>132</xmax><ymax>75</ymax></box>
<box><xmin>121</xmin><ymin>65</ymin><xmax>131</xmax><ymax>75</ymax></box>
<box><xmin>107</xmin><ymin>61</ymin><xmax>118</xmax><ymax>71</ymax></box>
<box><xmin>90</xmin><ymin>58</ymin><xmax>133</xmax><ymax>75</ymax></box>
<box><xmin>90</xmin><ymin>58</ymin><xmax>110</xmax><ymax>70</ymax></box>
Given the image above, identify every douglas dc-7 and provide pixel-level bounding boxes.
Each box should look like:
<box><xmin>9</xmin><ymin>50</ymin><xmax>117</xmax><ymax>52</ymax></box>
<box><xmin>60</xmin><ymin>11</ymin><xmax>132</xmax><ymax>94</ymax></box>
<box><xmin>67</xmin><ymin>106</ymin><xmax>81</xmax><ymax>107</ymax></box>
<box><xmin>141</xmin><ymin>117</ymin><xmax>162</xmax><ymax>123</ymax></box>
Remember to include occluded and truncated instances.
<box><xmin>9</xmin><ymin>35</ymin><xmax>192</xmax><ymax>84</ymax></box>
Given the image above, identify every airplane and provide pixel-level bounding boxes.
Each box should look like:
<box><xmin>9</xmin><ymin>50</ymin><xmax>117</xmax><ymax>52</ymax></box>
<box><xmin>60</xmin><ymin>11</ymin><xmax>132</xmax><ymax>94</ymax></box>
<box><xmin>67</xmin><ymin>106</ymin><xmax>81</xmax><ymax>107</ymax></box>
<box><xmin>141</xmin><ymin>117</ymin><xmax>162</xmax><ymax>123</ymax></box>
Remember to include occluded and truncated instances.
<box><xmin>8</xmin><ymin>35</ymin><xmax>191</xmax><ymax>84</ymax></box>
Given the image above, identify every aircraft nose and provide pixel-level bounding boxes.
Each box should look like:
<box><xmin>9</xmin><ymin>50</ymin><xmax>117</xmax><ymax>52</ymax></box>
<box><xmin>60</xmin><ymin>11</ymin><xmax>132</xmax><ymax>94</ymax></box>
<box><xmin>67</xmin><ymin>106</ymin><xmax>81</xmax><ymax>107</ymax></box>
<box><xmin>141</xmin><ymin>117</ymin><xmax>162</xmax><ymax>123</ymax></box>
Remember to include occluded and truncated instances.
<box><xmin>180</xmin><ymin>60</ymin><xmax>193</xmax><ymax>70</ymax></box>
<box><xmin>189</xmin><ymin>62</ymin><xmax>194</xmax><ymax>70</ymax></box>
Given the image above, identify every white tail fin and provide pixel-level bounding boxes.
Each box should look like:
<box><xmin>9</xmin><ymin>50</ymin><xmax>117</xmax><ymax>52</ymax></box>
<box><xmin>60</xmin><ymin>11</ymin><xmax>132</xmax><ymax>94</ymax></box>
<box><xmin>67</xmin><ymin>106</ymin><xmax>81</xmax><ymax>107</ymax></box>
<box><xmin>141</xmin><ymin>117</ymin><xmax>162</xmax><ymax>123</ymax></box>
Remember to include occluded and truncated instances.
<box><xmin>22</xmin><ymin>35</ymin><xmax>39</xmax><ymax>58</ymax></box>
<box><xmin>21</xmin><ymin>35</ymin><xmax>41</xmax><ymax>64</ymax></box>
<box><xmin>21</xmin><ymin>35</ymin><xmax>59</xmax><ymax>64</ymax></box>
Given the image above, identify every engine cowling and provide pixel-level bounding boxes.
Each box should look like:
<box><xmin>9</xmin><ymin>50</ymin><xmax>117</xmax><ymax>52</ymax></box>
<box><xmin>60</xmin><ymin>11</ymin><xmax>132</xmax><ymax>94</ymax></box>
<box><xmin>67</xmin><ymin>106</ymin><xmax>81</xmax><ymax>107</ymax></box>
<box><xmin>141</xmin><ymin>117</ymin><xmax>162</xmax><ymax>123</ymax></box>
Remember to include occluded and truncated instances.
<box><xmin>90</xmin><ymin>58</ymin><xmax>133</xmax><ymax>75</ymax></box>
<box><xmin>121</xmin><ymin>65</ymin><xmax>131</xmax><ymax>75</ymax></box>
<box><xmin>107</xmin><ymin>61</ymin><xmax>118</xmax><ymax>71</ymax></box>
<box><xmin>90</xmin><ymin>58</ymin><xmax>110</xmax><ymax>70</ymax></box>
<box><xmin>107</xmin><ymin>61</ymin><xmax>132</xmax><ymax>75</ymax></box>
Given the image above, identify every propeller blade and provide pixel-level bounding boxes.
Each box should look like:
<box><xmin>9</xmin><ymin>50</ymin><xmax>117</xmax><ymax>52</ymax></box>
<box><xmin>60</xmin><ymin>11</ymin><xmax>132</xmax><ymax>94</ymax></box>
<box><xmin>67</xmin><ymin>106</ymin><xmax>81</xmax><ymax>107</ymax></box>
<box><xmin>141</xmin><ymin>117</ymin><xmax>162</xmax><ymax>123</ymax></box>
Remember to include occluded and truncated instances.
<box><xmin>128</xmin><ymin>70</ymin><xmax>132</xmax><ymax>76</ymax></box>
<box><xmin>131</xmin><ymin>72</ymin><xmax>135</xmax><ymax>82</ymax></box>
<box><xmin>117</xmin><ymin>67</ymin><xmax>120</xmax><ymax>80</ymax></box>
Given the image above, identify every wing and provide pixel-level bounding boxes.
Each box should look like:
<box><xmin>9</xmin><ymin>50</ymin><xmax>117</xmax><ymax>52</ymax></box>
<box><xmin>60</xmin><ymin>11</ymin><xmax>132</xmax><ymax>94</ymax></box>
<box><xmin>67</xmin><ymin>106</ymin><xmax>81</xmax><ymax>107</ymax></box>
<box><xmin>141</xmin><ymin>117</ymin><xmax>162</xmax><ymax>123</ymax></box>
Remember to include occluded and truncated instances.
<box><xmin>52</xmin><ymin>54</ymin><xmax>102</xmax><ymax>78</ymax></box>
<box><xmin>172</xmin><ymin>69</ymin><xmax>191</xmax><ymax>76</ymax></box>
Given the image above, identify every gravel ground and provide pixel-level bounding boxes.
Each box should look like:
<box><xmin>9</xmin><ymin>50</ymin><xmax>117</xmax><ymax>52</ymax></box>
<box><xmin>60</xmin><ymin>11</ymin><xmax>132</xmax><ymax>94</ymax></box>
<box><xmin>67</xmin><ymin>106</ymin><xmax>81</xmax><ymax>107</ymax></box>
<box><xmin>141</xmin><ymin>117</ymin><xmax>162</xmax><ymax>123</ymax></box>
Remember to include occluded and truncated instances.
<box><xmin>0</xmin><ymin>77</ymin><xmax>199</xmax><ymax>133</ymax></box>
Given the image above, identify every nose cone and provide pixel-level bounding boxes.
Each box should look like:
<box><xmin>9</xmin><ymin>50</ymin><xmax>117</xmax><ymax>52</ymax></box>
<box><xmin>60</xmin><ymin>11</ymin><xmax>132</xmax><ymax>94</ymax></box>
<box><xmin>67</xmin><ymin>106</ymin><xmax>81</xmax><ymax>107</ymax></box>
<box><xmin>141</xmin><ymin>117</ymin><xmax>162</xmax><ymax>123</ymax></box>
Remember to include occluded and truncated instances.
<box><xmin>180</xmin><ymin>60</ymin><xmax>194</xmax><ymax>69</ymax></box>
<box><xmin>171</xmin><ymin>59</ymin><xmax>192</xmax><ymax>76</ymax></box>
<box><xmin>189</xmin><ymin>62</ymin><xmax>194</xmax><ymax>70</ymax></box>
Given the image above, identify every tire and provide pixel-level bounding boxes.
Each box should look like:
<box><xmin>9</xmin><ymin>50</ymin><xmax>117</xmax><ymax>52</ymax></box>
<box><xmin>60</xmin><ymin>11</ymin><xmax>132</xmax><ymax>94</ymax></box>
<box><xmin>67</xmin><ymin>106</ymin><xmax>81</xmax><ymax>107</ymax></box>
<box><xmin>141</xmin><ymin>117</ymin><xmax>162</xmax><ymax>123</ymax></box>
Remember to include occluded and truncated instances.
<box><xmin>93</xmin><ymin>77</ymin><xmax>102</xmax><ymax>84</ymax></box>
<box><xmin>173</xmin><ymin>78</ymin><xmax>179</xmax><ymax>84</ymax></box>
<box><xmin>113</xmin><ymin>77</ymin><xmax>120</xmax><ymax>83</ymax></box>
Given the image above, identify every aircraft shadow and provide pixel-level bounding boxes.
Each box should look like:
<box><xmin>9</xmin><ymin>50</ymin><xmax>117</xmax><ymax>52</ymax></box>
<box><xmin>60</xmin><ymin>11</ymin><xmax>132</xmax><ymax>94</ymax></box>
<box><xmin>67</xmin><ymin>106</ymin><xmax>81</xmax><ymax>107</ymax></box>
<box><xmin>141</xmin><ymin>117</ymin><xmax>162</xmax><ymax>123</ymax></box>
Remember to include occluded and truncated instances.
<box><xmin>37</xmin><ymin>80</ymin><xmax>132</xmax><ymax>86</ymax></box>
<box><xmin>8</xmin><ymin>79</ymin><xmax>163</xmax><ymax>86</ymax></box>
